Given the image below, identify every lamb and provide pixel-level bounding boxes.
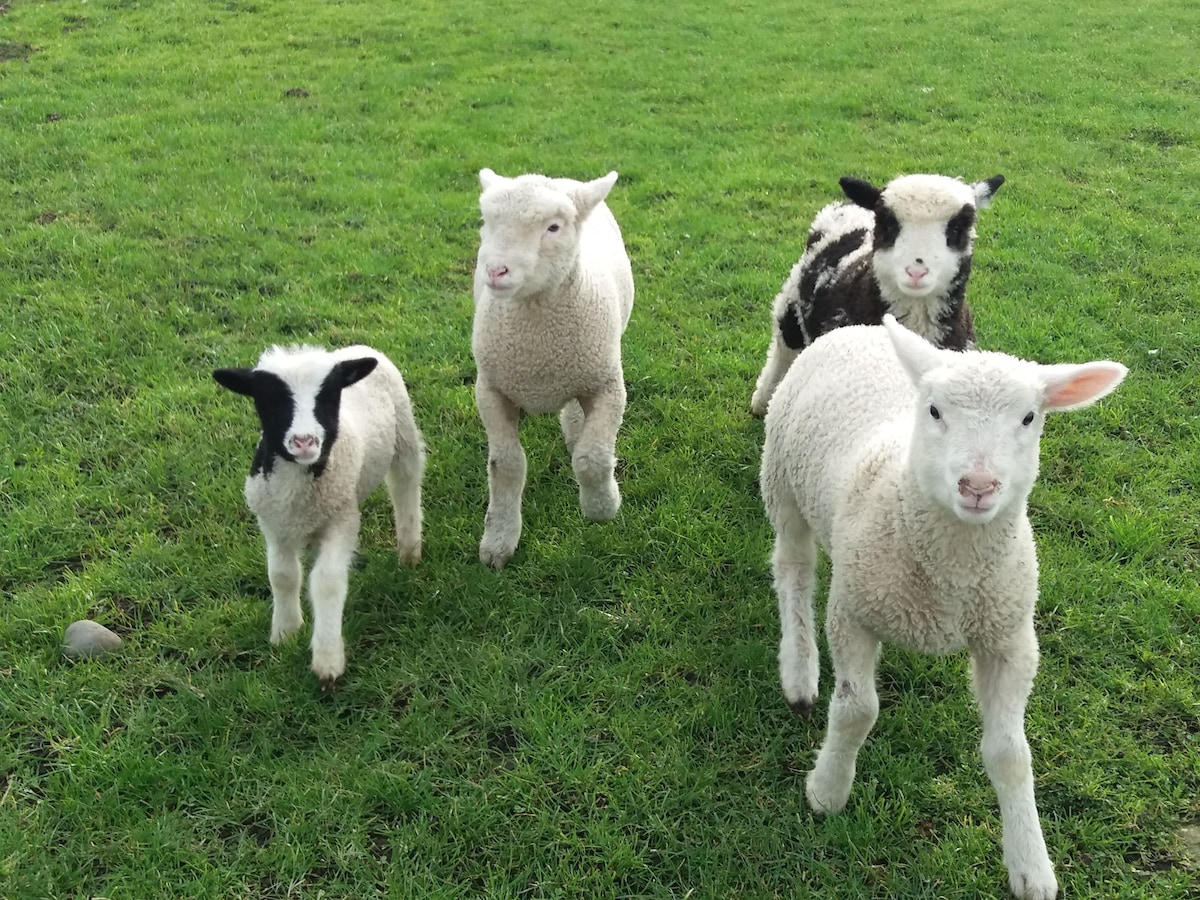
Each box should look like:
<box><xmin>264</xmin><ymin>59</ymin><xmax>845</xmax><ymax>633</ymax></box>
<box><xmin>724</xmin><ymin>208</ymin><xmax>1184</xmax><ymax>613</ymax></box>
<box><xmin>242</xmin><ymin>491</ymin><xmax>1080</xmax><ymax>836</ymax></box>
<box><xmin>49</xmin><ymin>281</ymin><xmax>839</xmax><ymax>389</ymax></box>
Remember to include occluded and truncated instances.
<box><xmin>750</xmin><ymin>172</ymin><xmax>1005</xmax><ymax>416</ymax></box>
<box><xmin>471</xmin><ymin>167</ymin><xmax>635</xmax><ymax>568</ymax></box>
<box><xmin>213</xmin><ymin>344</ymin><xmax>425</xmax><ymax>688</ymax></box>
<box><xmin>760</xmin><ymin>316</ymin><xmax>1126</xmax><ymax>900</ymax></box>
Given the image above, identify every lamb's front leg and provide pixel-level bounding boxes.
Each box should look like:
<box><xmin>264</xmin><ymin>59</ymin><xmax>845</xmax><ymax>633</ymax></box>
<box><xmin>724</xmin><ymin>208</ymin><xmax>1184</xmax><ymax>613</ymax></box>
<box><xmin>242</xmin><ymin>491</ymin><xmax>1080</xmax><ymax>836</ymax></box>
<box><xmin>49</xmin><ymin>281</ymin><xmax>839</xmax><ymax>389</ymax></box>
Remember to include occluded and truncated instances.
<box><xmin>476</xmin><ymin>380</ymin><xmax>526</xmax><ymax>568</ymax></box>
<box><xmin>573</xmin><ymin>378</ymin><xmax>626</xmax><ymax>522</ymax></box>
<box><xmin>972</xmin><ymin>625</ymin><xmax>1057</xmax><ymax>900</ymax></box>
<box><xmin>308</xmin><ymin>518</ymin><xmax>359</xmax><ymax>689</ymax></box>
<box><xmin>751</xmin><ymin>327</ymin><xmax>800</xmax><ymax>417</ymax></box>
<box><xmin>265</xmin><ymin>536</ymin><xmax>304</xmax><ymax>644</ymax></box>
<box><xmin>807</xmin><ymin>606</ymin><xmax>880</xmax><ymax>815</ymax></box>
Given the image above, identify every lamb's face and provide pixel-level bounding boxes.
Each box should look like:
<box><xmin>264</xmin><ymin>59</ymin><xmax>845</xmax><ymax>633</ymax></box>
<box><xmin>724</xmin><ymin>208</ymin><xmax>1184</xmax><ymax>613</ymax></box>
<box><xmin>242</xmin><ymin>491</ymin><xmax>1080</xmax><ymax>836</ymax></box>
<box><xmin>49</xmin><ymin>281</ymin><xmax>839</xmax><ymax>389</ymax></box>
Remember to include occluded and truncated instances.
<box><xmin>213</xmin><ymin>348</ymin><xmax>378</xmax><ymax>475</ymax></box>
<box><xmin>871</xmin><ymin>175</ymin><xmax>979</xmax><ymax>301</ymax></box>
<box><xmin>908</xmin><ymin>357</ymin><xmax>1045</xmax><ymax>524</ymax></box>
<box><xmin>477</xmin><ymin>178</ymin><xmax>579</xmax><ymax>300</ymax></box>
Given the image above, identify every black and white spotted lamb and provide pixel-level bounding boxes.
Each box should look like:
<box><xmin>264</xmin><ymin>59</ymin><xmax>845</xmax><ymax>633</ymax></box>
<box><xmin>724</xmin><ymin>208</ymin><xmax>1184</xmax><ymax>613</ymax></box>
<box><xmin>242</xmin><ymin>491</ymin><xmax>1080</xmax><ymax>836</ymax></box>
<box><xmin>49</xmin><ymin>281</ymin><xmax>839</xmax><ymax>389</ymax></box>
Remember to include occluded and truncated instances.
<box><xmin>750</xmin><ymin>172</ymin><xmax>1004</xmax><ymax>416</ymax></box>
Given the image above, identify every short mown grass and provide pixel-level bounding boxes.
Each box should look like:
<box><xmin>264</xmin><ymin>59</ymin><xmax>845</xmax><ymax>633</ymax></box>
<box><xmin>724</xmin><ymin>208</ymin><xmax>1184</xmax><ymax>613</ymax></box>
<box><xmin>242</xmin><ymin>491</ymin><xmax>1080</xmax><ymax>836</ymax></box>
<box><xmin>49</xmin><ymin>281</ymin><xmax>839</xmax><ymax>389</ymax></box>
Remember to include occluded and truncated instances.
<box><xmin>2</xmin><ymin>0</ymin><xmax>1198</xmax><ymax>896</ymax></box>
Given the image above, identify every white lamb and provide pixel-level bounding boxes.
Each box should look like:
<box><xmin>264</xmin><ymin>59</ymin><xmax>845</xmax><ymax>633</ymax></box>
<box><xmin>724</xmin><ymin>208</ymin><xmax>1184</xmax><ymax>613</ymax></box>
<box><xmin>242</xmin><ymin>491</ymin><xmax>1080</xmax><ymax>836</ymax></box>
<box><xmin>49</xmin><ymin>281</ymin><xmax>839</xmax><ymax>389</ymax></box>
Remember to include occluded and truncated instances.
<box><xmin>760</xmin><ymin>316</ymin><xmax>1126</xmax><ymax>899</ymax></box>
<box><xmin>471</xmin><ymin>167</ymin><xmax>635</xmax><ymax>569</ymax></box>
<box><xmin>213</xmin><ymin>344</ymin><xmax>425</xmax><ymax>688</ymax></box>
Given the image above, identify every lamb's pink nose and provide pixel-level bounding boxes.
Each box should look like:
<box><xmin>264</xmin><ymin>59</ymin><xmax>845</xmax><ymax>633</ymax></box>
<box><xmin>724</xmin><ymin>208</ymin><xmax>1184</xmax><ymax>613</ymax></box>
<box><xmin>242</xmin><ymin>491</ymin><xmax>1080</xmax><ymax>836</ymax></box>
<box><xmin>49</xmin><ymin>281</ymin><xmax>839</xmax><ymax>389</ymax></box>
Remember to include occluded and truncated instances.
<box><xmin>905</xmin><ymin>266</ymin><xmax>929</xmax><ymax>281</ymax></box>
<box><xmin>958</xmin><ymin>475</ymin><xmax>999</xmax><ymax>499</ymax></box>
<box><xmin>486</xmin><ymin>264</ymin><xmax>509</xmax><ymax>284</ymax></box>
<box><xmin>290</xmin><ymin>435</ymin><xmax>319</xmax><ymax>454</ymax></box>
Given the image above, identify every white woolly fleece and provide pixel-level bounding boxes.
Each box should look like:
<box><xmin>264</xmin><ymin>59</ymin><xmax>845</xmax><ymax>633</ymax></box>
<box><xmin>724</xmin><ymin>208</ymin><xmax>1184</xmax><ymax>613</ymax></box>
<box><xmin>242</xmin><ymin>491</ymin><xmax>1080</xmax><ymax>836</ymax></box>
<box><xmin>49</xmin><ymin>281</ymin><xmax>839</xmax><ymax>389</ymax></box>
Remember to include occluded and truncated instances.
<box><xmin>472</xmin><ymin>170</ymin><xmax>634</xmax><ymax>415</ymax></box>
<box><xmin>245</xmin><ymin>345</ymin><xmax>423</xmax><ymax>544</ymax></box>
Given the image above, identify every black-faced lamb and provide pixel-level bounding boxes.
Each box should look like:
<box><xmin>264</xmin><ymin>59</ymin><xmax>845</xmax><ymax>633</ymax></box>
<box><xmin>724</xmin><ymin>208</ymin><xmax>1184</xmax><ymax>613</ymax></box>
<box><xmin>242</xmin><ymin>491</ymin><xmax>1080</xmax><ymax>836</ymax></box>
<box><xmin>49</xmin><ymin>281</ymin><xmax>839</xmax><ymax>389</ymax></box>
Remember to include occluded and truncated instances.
<box><xmin>750</xmin><ymin>172</ymin><xmax>1005</xmax><ymax>416</ymax></box>
<box><xmin>471</xmin><ymin>167</ymin><xmax>635</xmax><ymax>569</ymax></box>
<box><xmin>213</xmin><ymin>344</ymin><xmax>425</xmax><ymax>688</ymax></box>
<box><xmin>760</xmin><ymin>315</ymin><xmax>1126</xmax><ymax>900</ymax></box>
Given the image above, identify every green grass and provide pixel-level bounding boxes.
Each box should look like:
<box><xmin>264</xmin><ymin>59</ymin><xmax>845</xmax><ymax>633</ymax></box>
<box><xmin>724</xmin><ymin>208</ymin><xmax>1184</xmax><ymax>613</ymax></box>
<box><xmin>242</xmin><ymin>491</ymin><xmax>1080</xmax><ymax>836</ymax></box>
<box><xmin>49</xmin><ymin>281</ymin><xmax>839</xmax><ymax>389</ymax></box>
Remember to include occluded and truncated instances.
<box><xmin>2</xmin><ymin>0</ymin><xmax>1198</xmax><ymax>896</ymax></box>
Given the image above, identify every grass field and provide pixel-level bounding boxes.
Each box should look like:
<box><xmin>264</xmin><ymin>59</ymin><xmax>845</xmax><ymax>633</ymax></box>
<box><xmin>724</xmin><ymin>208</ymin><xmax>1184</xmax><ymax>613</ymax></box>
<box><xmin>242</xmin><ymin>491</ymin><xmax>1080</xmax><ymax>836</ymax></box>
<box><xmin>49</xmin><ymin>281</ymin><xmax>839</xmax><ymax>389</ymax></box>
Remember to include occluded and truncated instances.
<box><xmin>2</xmin><ymin>0</ymin><xmax>1198</xmax><ymax>896</ymax></box>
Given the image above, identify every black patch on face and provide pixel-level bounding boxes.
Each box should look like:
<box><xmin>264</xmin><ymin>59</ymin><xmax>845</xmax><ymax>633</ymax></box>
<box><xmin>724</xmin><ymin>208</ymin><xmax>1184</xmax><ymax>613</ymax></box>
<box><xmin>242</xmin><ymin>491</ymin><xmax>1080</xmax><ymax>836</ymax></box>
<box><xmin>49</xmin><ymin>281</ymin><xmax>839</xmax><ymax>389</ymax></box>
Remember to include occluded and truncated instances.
<box><xmin>214</xmin><ymin>367</ymin><xmax>296</xmax><ymax>477</ymax></box>
<box><xmin>874</xmin><ymin>205</ymin><xmax>901</xmax><ymax>250</ymax></box>
<box><xmin>936</xmin><ymin>257</ymin><xmax>977</xmax><ymax>350</ymax></box>
<box><xmin>310</xmin><ymin>357</ymin><xmax>379</xmax><ymax>478</ymax></box>
<box><xmin>944</xmin><ymin>204</ymin><xmax>976</xmax><ymax>252</ymax></box>
<box><xmin>309</xmin><ymin>371</ymin><xmax>345</xmax><ymax>478</ymax></box>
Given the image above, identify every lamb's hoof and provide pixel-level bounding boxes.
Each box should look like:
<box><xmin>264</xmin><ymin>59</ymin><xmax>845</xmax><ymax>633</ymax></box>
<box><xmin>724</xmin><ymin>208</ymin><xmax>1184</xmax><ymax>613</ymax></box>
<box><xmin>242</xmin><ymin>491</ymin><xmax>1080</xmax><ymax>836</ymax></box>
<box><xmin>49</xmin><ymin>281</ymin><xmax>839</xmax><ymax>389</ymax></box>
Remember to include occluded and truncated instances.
<box><xmin>1009</xmin><ymin>864</ymin><xmax>1058</xmax><ymax>900</ymax></box>
<box><xmin>397</xmin><ymin>542</ymin><xmax>422</xmax><ymax>566</ymax></box>
<box><xmin>786</xmin><ymin>696</ymin><xmax>815</xmax><ymax>718</ymax></box>
<box><xmin>580</xmin><ymin>483</ymin><xmax>620</xmax><ymax>522</ymax></box>
<box><xmin>750</xmin><ymin>389</ymin><xmax>770</xmax><ymax>417</ymax></box>
<box><xmin>479</xmin><ymin>540</ymin><xmax>515</xmax><ymax>569</ymax></box>
<box><xmin>318</xmin><ymin>674</ymin><xmax>339</xmax><ymax>692</ymax></box>
<box><xmin>805</xmin><ymin>767</ymin><xmax>851</xmax><ymax>816</ymax></box>
<box><xmin>270</xmin><ymin>620</ymin><xmax>303</xmax><ymax>645</ymax></box>
<box><xmin>310</xmin><ymin>645</ymin><xmax>345</xmax><ymax>688</ymax></box>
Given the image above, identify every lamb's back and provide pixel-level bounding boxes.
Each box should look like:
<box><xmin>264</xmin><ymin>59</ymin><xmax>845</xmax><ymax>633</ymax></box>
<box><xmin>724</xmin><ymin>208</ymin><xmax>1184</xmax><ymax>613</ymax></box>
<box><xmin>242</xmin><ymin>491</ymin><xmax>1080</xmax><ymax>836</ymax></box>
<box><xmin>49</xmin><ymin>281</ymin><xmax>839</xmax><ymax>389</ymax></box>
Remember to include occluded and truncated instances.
<box><xmin>763</xmin><ymin>326</ymin><xmax>912</xmax><ymax>544</ymax></box>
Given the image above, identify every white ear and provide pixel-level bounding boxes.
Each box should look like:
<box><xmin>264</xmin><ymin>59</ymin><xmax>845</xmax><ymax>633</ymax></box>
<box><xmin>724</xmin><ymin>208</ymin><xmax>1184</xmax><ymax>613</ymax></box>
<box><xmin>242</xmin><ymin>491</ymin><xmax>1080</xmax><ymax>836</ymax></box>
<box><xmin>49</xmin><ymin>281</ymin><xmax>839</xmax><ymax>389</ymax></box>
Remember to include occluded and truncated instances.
<box><xmin>883</xmin><ymin>314</ymin><xmax>946</xmax><ymax>384</ymax></box>
<box><xmin>571</xmin><ymin>171</ymin><xmax>618</xmax><ymax>217</ymax></box>
<box><xmin>479</xmin><ymin>167</ymin><xmax>502</xmax><ymax>191</ymax></box>
<box><xmin>1038</xmin><ymin>361</ymin><xmax>1128</xmax><ymax>412</ymax></box>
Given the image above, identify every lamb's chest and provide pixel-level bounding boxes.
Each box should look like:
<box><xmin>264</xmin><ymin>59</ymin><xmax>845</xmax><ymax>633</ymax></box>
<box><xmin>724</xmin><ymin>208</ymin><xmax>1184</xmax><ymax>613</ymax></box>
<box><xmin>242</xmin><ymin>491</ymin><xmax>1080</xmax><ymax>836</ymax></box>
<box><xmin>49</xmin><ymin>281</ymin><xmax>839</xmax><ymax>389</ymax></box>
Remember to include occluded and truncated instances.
<box><xmin>475</xmin><ymin>296</ymin><xmax>619</xmax><ymax>413</ymax></box>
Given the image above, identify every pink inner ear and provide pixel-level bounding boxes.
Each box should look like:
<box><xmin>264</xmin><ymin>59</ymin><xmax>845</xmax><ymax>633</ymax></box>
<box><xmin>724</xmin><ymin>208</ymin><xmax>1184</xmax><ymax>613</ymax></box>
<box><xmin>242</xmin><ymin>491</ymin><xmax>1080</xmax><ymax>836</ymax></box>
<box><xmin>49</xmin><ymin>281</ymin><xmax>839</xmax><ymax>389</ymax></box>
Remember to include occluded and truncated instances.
<box><xmin>1045</xmin><ymin>365</ymin><xmax>1124</xmax><ymax>409</ymax></box>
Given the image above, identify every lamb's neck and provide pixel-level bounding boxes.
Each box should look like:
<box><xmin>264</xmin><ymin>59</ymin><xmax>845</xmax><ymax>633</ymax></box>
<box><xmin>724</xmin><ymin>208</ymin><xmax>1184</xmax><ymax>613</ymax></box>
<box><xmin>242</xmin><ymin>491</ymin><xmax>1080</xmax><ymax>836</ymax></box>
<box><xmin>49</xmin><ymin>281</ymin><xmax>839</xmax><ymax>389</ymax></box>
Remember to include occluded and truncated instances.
<box><xmin>895</xmin><ymin>479</ymin><xmax>1025</xmax><ymax>574</ymax></box>
<box><xmin>250</xmin><ymin>442</ymin><xmax>326</xmax><ymax>482</ymax></box>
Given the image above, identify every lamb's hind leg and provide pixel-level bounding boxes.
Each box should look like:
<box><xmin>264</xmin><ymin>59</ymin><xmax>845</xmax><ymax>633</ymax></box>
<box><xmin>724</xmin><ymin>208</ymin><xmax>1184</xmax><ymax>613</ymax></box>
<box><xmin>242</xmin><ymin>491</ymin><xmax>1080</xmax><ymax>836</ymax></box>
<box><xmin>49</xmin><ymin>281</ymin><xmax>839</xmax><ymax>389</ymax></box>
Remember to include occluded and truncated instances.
<box><xmin>573</xmin><ymin>378</ymin><xmax>626</xmax><ymax>522</ymax></box>
<box><xmin>560</xmin><ymin>399</ymin><xmax>585</xmax><ymax>456</ymax></box>
<box><xmin>477</xmin><ymin>379</ymin><xmax>526</xmax><ymax>569</ymax></box>
<box><xmin>972</xmin><ymin>624</ymin><xmax>1058</xmax><ymax>900</ymax></box>
<box><xmin>769</xmin><ymin>499</ymin><xmax>821</xmax><ymax>715</ymax></box>
<box><xmin>387</xmin><ymin>443</ymin><xmax>425</xmax><ymax>566</ymax></box>
<box><xmin>806</xmin><ymin>593</ymin><xmax>880</xmax><ymax>815</ymax></box>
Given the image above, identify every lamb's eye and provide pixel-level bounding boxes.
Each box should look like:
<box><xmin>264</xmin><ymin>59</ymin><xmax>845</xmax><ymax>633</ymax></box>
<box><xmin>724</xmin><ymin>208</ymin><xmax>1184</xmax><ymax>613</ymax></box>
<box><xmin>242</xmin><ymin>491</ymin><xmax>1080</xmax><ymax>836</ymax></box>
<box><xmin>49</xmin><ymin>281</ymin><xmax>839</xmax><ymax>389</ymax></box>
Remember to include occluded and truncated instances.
<box><xmin>929</xmin><ymin>404</ymin><xmax>942</xmax><ymax>421</ymax></box>
<box><xmin>546</xmin><ymin>223</ymin><xmax>561</xmax><ymax>233</ymax></box>
<box><xmin>1022</xmin><ymin>411</ymin><xmax>1035</xmax><ymax>426</ymax></box>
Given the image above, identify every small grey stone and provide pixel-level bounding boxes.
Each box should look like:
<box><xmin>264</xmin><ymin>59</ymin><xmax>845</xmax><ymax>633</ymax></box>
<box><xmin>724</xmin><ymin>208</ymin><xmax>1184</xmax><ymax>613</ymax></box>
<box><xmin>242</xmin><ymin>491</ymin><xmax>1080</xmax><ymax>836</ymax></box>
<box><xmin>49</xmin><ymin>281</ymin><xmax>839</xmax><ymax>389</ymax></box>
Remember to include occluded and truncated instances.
<box><xmin>62</xmin><ymin>620</ymin><xmax>123</xmax><ymax>660</ymax></box>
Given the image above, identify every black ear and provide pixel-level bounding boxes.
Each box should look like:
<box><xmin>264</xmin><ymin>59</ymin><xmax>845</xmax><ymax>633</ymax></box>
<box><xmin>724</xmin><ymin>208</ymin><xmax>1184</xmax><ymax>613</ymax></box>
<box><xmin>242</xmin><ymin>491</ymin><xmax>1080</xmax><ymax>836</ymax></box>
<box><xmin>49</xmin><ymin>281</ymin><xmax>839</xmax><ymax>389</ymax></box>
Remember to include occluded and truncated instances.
<box><xmin>334</xmin><ymin>357</ymin><xmax>379</xmax><ymax>390</ymax></box>
<box><xmin>973</xmin><ymin>174</ymin><xmax>1005</xmax><ymax>208</ymax></box>
<box><xmin>213</xmin><ymin>368</ymin><xmax>257</xmax><ymax>397</ymax></box>
<box><xmin>839</xmin><ymin>176</ymin><xmax>882</xmax><ymax>209</ymax></box>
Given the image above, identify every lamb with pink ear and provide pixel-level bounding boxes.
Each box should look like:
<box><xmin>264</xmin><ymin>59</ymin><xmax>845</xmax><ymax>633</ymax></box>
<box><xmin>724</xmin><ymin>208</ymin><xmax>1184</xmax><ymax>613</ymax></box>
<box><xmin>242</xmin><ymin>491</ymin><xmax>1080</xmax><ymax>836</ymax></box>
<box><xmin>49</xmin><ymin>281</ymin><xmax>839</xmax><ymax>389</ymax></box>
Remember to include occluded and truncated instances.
<box><xmin>759</xmin><ymin>315</ymin><xmax>1126</xmax><ymax>900</ymax></box>
<box><xmin>471</xmin><ymin>168</ymin><xmax>635</xmax><ymax>569</ymax></box>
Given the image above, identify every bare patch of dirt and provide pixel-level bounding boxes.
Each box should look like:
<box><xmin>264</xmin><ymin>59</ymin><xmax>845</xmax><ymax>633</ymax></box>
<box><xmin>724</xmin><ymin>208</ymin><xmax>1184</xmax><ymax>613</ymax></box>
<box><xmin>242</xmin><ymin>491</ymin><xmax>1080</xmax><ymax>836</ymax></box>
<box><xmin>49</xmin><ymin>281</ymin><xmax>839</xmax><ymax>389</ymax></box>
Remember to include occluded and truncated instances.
<box><xmin>1177</xmin><ymin>825</ymin><xmax>1200</xmax><ymax>870</ymax></box>
<box><xmin>0</xmin><ymin>40</ymin><xmax>34</xmax><ymax>62</ymax></box>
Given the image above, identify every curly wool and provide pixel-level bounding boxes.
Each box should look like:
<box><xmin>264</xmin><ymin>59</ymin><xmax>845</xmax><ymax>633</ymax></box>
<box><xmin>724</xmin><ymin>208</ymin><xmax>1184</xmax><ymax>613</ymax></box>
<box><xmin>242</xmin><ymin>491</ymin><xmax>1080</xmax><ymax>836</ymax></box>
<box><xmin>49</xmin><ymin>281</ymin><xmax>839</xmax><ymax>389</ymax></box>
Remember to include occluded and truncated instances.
<box><xmin>760</xmin><ymin>318</ymin><xmax>1125</xmax><ymax>900</ymax></box>
<box><xmin>472</xmin><ymin>173</ymin><xmax>634</xmax><ymax>414</ymax></box>
<box><xmin>471</xmin><ymin>169</ymin><xmax>635</xmax><ymax>569</ymax></box>
<box><xmin>244</xmin><ymin>345</ymin><xmax>422</xmax><ymax>542</ymax></box>
<box><xmin>750</xmin><ymin>172</ymin><xmax>1003</xmax><ymax>416</ymax></box>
